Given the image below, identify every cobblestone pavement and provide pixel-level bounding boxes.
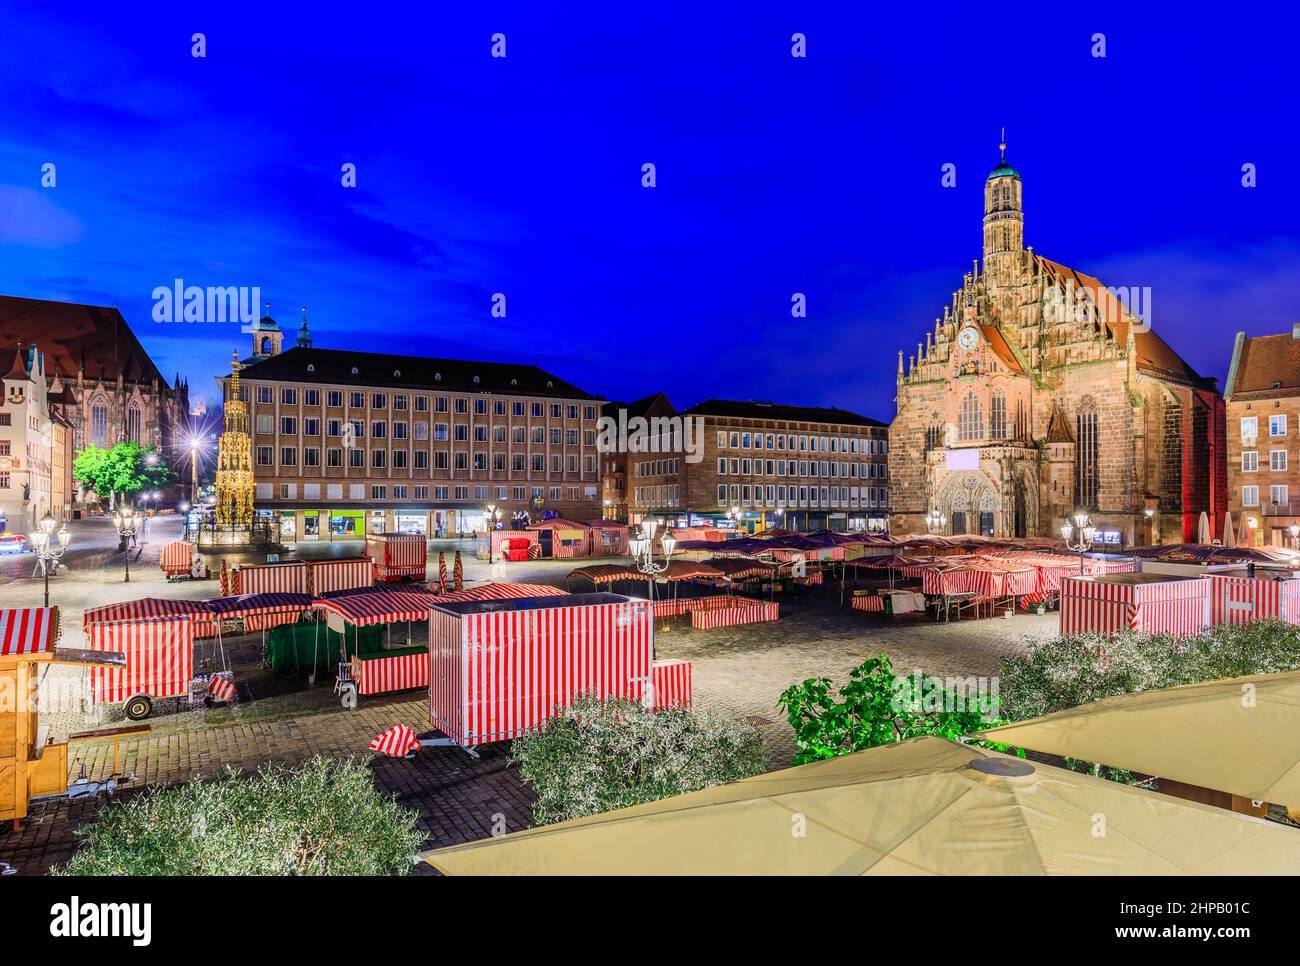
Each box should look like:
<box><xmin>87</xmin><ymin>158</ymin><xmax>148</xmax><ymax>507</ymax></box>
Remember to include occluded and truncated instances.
<box><xmin>0</xmin><ymin>521</ymin><xmax>1057</xmax><ymax>874</ymax></box>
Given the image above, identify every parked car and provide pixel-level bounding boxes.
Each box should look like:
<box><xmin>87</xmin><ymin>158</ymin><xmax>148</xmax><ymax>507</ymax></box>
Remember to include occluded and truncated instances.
<box><xmin>0</xmin><ymin>533</ymin><xmax>30</xmax><ymax>554</ymax></box>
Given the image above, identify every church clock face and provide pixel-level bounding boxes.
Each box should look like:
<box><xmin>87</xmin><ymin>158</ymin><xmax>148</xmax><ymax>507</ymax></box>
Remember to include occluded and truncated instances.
<box><xmin>957</xmin><ymin>326</ymin><xmax>980</xmax><ymax>351</ymax></box>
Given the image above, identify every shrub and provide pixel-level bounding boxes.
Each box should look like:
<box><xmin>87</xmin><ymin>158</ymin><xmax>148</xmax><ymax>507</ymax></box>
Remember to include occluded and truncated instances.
<box><xmin>778</xmin><ymin>653</ymin><xmax>1013</xmax><ymax>766</ymax></box>
<box><xmin>998</xmin><ymin>620</ymin><xmax>1300</xmax><ymax>722</ymax></box>
<box><xmin>55</xmin><ymin>755</ymin><xmax>423</xmax><ymax>876</ymax></box>
<box><xmin>511</xmin><ymin>695</ymin><xmax>767</xmax><ymax>826</ymax></box>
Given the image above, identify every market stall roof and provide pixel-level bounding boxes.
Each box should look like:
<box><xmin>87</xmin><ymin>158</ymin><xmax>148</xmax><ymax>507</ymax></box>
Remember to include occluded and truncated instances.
<box><xmin>973</xmin><ymin>670</ymin><xmax>1300</xmax><ymax>806</ymax></box>
<box><xmin>525</xmin><ymin>518</ymin><xmax>591</xmax><ymax>531</ymax></box>
<box><xmin>83</xmin><ymin>597</ymin><xmax>214</xmax><ymax>630</ymax></box>
<box><xmin>568</xmin><ymin>561</ymin><xmax>725</xmax><ymax>583</ymax></box>
<box><xmin>312</xmin><ymin>590</ymin><xmax>444</xmax><ymax>626</ymax></box>
<box><xmin>423</xmin><ymin>735</ymin><xmax>1300</xmax><ymax>875</ymax></box>
<box><xmin>206</xmin><ymin>593</ymin><xmax>314</xmax><ymax>617</ymax></box>
<box><xmin>1130</xmin><ymin>544</ymin><xmax>1289</xmax><ymax>563</ymax></box>
<box><xmin>0</xmin><ymin>607</ymin><xmax>59</xmax><ymax>656</ymax></box>
<box><xmin>704</xmin><ymin>557</ymin><xmax>783</xmax><ymax>581</ymax></box>
<box><xmin>433</xmin><ymin>582</ymin><xmax>567</xmax><ymax>602</ymax></box>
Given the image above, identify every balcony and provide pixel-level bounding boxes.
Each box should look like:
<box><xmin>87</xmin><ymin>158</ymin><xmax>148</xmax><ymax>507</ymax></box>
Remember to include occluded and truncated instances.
<box><xmin>1260</xmin><ymin>500</ymin><xmax>1300</xmax><ymax>518</ymax></box>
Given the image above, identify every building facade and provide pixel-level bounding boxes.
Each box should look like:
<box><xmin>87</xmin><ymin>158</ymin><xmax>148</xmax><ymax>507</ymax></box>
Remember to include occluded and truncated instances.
<box><xmin>888</xmin><ymin>147</ymin><xmax>1225</xmax><ymax>547</ymax></box>
<box><xmin>225</xmin><ymin>338</ymin><xmax>604</xmax><ymax>541</ymax></box>
<box><xmin>1225</xmin><ymin>327</ymin><xmax>1300</xmax><ymax>547</ymax></box>
<box><xmin>622</xmin><ymin>398</ymin><xmax>890</xmax><ymax>532</ymax></box>
<box><xmin>600</xmin><ymin>393</ymin><xmax>674</xmax><ymax>521</ymax></box>
<box><xmin>0</xmin><ymin>296</ymin><xmax>191</xmax><ymax>499</ymax></box>
<box><xmin>0</xmin><ymin>347</ymin><xmax>59</xmax><ymax>532</ymax></box>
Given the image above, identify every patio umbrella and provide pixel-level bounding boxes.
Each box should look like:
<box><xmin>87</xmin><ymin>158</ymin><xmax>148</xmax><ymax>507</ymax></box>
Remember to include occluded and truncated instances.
<box><xmin>438</xmin><ymin>551</ymin><xmax>448</xmax><ymax>592</ymax></box>
<box><xmin>422</xmin><ymin>736</ymin><xmax>1300</xmax><ymax>875</ymax></box>
<box><xmin>1197</xmin><ymin>511</ymin><xmax>1211</xmax><ymax>544</ymax></box>
<box><xmin>1223</xmin><ymin>512</ymin><xmax>1237</xmax><ymax>549</ymax></box>
<box><xmin>973</xmin><ymin>670</ymin><xmax>1300</xmax><ymax>807</ymax></box>
<box><xmin>453</xmin><ymin>551</ymin><xmax>463</xmax><ymax>592</ymax></box>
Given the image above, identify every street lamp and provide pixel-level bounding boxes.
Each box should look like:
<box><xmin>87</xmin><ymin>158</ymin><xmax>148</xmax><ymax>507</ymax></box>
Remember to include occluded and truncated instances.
<box><xmin>1060</xmin><ymin>511</ymin><xmax>1097</xmax><ymax>574</ymax></box>
<box><xmin>485</xmin><ymin>504</ymin><xmax>498</xmax><ymax>562</ymax></box>
<box><xmin>112</xmin><ymin>506</ymin><xmax>137</xmax><ymax>583</ymax></box>
<box><xmin>1289</xmin><ymin>523</ymin><xmax>1299</xmax><ymax>552</ymax></box>
<box><xmin>630</xmin><ymin>515</ymin><xmax>676</xmax><ymax>599</ymax></box>
<box><xmin>29</xmin><ymin>512</ymin><xmax>71</xmax><ymax>607</ymax></box>
<box><xmin>925</xmin><ymin>509</ymin><xmax>947</xmax><ymax>535</ymax></box>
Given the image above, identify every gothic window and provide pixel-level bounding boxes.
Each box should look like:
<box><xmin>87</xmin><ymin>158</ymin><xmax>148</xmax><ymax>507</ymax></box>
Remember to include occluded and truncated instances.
<box><xmin>91</xmin><ymin>403</ymin><xmax>109</xmax><ymax>448</ymax></box>
<box><xmin>990</xmin><ymin>391</ymin><xmax>1007</xmax><ymax>440</ymax></box>
<box><xmin>126</xmin><ymin>403</ymin><xmax>142</xmax><ymax>443</ymax></box>
<box><xmin>1001</xmin><ymin>227</ymin><xmax>1010</xmax><ymax>251</ymax></box>
<box><xmin>925</xmin><ymin>425</ymin><xmax>942</xmax><ymax>450</ymax></box>
<box><xmin>1076</xmin><ymin>400</ymin><xmax>1100</xmax><ymax>510</ymax></box>
<box><xmin>958</xmin><ymin>392</ymin><xmax>984</xmax><ymax>442</ymax></box>
<box><xmin>1014</xmin><ymin>398</ymin><xmax>1027</xmax><ymax>441</ymax></box>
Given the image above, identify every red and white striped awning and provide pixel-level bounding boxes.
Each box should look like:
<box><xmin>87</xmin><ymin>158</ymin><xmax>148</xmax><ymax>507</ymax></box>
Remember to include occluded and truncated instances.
<box><xmin>433</xmin><ymin>582</ymin><xmax>567</xmax><ymax>603</ymax></box>
<box><xmin>83</xmin><ymin>598</ymin><xmax>212</xmax><ymax>632</ymax></box>
<box><xmin>313</xmin><ymin>590</ymin><xmax>442</xmax><ymax>626</ymax></box>
<box><xmin>0</xmin><ymin>607</ymin><xmax>59</xmax><ymax>656</ymax></box>
<box><xmin>207</xmin><ymin>593</ymin><xmax>313</xmax><ymax>619</ymax></box>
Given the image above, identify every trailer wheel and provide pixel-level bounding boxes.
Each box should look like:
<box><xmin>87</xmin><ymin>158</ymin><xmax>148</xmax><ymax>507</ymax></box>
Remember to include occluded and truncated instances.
<box><xmin>124</xmin><ymin>695</ymin><xmax>153</xmax><ymax>721</ymax></box>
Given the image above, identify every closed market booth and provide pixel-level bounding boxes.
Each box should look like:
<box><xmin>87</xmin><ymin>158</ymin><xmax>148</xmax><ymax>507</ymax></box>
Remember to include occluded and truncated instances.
<box><xmin>1060</xmin><ymin>573</ymin><xmax>1210</xmax><ymax>637</ymax></box>
<box><xmin>429</xmin><ymin>592</ymin><xmax>653</xmax><ymax>749</ymax></box>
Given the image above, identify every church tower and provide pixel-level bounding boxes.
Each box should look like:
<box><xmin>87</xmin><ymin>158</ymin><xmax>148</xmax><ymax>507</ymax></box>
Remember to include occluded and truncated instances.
<box><xmin>982</xmin><ymin>137</ymin><xmax>1023</xmax><ymax>287</ymax></box>
<box><xmin>249</xmin><ymin>303</ymin><xmax>283</xmax><ymax>360</ymax></box>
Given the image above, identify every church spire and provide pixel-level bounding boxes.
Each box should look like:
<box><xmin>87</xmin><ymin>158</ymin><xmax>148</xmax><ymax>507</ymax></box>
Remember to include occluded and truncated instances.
<box><xmin>297</xmin><ymin>304</ymin><xmax>313</xmax><ymax>349</ymax></box>
<box><xmin>983</xmin><ymin>133</ymin><xmax>1024</xmax><ymax>285</ymax></box>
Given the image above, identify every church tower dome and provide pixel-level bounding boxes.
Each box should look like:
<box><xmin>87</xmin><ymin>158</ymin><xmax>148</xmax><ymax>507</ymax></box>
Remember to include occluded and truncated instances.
<box><xmin>982</xmin><ymin>135</ymin><xmax>1023</xmax><ymax>286</ymax></box>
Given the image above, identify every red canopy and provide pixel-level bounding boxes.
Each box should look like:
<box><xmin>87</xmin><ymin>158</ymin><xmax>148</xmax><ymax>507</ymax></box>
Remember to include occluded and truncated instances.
<box><xmin>569</xmin><ymin>561</ymin><xmax>725</xmax><ymax>583</ymax></box>
<box><xmin>313</xmin><ymin>590</ymin><xmax>442</xmax><ymax>626</ymax></box>
<box><xmin>0</xmin><ymin>607</ymin><xmax>59</xmax><ymax>657</ymax></box>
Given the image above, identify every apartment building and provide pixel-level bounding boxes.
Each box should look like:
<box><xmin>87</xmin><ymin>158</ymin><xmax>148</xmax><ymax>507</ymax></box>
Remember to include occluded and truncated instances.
<box><xmin>622</xmin><ymin>398</ymin><xmax>890</xmax><ymax>532</ymax></box>
<box><xmin>1226</xmin><ymin>327</ymin><xmax>1300</xmax><ymax>547</ymax></box>
<box><xmin>225</xmin><ymin>344</ymin><xmax>603</xmax><ymax>541</ymax></box>
<box><xmin>600</xmin><ymin>393</ymin><xmax>674</xmax><ymax>522</ymax></box>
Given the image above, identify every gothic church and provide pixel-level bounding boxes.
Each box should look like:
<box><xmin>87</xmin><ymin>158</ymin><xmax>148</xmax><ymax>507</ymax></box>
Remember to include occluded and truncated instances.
<box><xmin>888</xmin><ymin>144</ymin><xmax>1226</xmax><ymax>546</ymax></box>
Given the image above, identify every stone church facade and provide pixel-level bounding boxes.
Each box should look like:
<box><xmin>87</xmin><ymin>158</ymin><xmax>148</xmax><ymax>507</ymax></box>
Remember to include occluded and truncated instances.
<box><xmin>888</xmin><ymin>147</ymin><xmax>1226</xmax><ymax>547</ymax></box>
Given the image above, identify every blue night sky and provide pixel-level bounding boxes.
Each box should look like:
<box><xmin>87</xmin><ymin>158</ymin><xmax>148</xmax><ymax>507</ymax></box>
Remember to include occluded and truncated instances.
<box><xmin>3</xmin><ymin>5</ymin><xmax>1299</xmax><ymax>419</ymax></box>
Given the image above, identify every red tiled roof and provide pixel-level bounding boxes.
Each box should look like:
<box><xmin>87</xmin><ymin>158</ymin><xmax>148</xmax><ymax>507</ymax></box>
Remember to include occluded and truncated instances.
<box><xmin>1231</xmin><ymin>332</ymin><xmax>1300</xmax><ymax>396</ymax></box>
<box><xmin>0</xmin><ymin>295</ymin><xmax>168</xmax><ymax>385</ymax></box>
<box><xmin>1032</xmin><ymin>256</ymin><xmax>1206</xmax><ymax>385</ymax></box>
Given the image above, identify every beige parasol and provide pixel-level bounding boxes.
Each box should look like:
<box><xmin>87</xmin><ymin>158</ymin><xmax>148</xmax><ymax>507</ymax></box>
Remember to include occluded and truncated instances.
<box><xmin>423</xmin><ymin>735</ymin><xmax>1300</xmax><ymax>875</ymax></box>
<box><xmin>975</xmin><ymin>671</ymin><xmax>1300</xmax><ymax>807</ymax></box>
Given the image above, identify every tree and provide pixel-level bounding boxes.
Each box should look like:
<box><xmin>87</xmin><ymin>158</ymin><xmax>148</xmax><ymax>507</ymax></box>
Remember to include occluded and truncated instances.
<box><xmin>777</xmin><ymin>653</ymin><xmax>1016</xmax><ymax>766</ymax></box>
<box><xmin>73</xmin><ymin>442</ymin><xmax>176</xmax><ymax>502</ymax></box>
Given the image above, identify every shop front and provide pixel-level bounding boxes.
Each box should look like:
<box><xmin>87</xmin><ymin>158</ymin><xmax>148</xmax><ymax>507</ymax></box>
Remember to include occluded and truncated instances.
<box><xmin>394</xmin><ymin>510</ymin><xmax>428</xmax><ymax>535</ymax></box>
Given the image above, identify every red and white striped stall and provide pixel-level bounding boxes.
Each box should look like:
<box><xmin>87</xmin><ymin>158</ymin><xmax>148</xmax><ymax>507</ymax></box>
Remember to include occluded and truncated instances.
<box><xmin>351</xmin><ymin>651</ymin><xmax>428</xmax><ymax>696</ymax></box>
<box><xmin>208</xmin><ymin>593</ymin><xmax>312</xmax><ymax>634</ymax></box>
<box><xmin>429</xmin><ymin>592</ymin><xmax>653</xmax><ymax>748</ymax></box>
<box><xmin>1204</xmin><ymin>572</ymin><xmax>1300</xmax><ymax>626</ymax></box>
<box><xmin>651</xmin><ymin>658</ymin><xmax>693</xmax><ymax>710</ymax></box>
<box><xmin>690</xmin><ymin>600</ymin><xmax>780</xmax><ymax>629</ymax></box>
<box><xmin>1060</xmin><ymin>573</ymin><xmax>1210</xmax><ymax>638</ymax></box>
<box><xmin>227</xmin><ymin>560</ymin><xmax>308</xmax><ymax>596</ymax></box>
<box><xmin>84</xmin><ymin>598</ymin><xmax>218</xmax><ymax>638</ymax></box>
<box><xmin>159</xmin><ymin>540</ymin><xmax>195</xmax><ymax>578</ymax></box>
<box><xmin>87</xmin><ymin>616</ymin><xmax>195</xmax><ymax>706</ymax></box>
<box><xmin>305</xmin><ymin>558</ymin><xmax>374</xmax><ymax>596</ymax></box>
<box><xmin>1</xmin><ymin>607</ymin><xmax>59</xmax><ymax>656</ymax></box>
<box><xmin>366</xmin><ymin>533</ymin><xmax>428</xmax><ymax>581</ymax></box>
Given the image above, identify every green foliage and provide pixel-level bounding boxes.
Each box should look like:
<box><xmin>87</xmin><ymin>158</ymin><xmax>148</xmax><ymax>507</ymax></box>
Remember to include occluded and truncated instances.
<box><xmin>72</xmin><ymin>442</ymin><xmax>176</xmax><ymax>501</ymax></box>
<box><xmin>777</xmin><ymin>653</ymin><xmax>1016</xmax><ymax>766</ymax></box>
<box><xmin>511</xmin><ymin>694</ymin><xmax>767</xmax><ymax>826</ymax></box>
<box><xmin>998</xmin><ymin>620</ymin><xmax>1300</xmax><ymax>722</ymax></box>
<box><xmin>54</xmin><ymin>756</ymin><xmax>422</xmax><ymax>876</ymax></box>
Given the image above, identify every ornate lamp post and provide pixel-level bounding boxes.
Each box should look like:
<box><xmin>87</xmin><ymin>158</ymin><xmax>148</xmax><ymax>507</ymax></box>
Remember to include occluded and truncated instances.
<box><xmin>485</xmin><ymin>504</ymin><xmax>498</xmax><ymax>562</ymax></box>
<box><xmin>925</xmin><ymin>509</ymin><xmax>947</xmax><ymax>535</ymax></box>
<box><xmin>629</xmin><ymin>515</ymin><xmax>676</xmax><ymax>600</ymax></box>
<box><xmin>29</xmin><ymin>512</ymin><xmax>71</xmax><ymax>607</ymax></box>
<box><xmin>112</xmin><ymin>506</ymin><xmax>137</xmax><ymax>583</ymax></box>
<box><xmin>1060</xmin><ymin>511</ymin><xmax>1097</xmax><ymax>574</ymax></box>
